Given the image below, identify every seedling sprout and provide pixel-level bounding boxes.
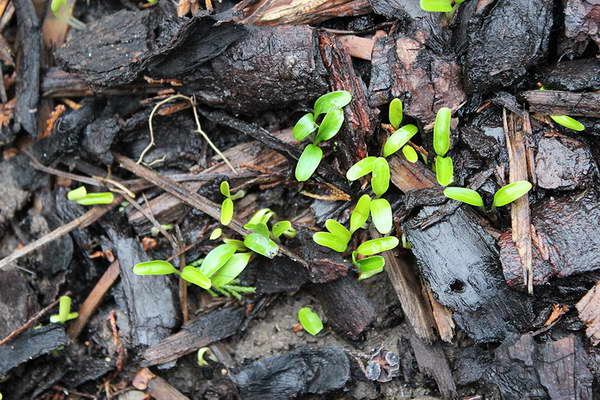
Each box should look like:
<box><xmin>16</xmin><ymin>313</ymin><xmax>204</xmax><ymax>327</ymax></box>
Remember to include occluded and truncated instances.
<box><xmin>293</xmin><ymin>91</ymin><xmax>352</xmax><ymax>182</ymax></box>
<box><xmin>49</xmin><ymin>295</ymin><xmax>78</xmax><ymax>324</ymax></box>
<box><xmin>297</xmin><ymin>307</ymin><xmax>324</xmax><ymax>336</ymax></box>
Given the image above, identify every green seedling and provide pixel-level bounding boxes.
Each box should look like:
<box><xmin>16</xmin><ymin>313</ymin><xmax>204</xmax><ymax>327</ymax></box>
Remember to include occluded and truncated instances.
<box><xmin>219</xmin><ymin>181</ymin><xmax>245</xmax><ymax>226</ymax></box>
<box><xmin>435</xmin><ymin>155</ymin><xmax>454</xmax><ymax>186</ymax></box>
<box><xmin>244</xmin><ymin>232</ymin><xmax>278</xmax><ymax>258</ymax></box>
<box><xmin>72</xmin><ymin>192</ymin><xmax>114</xmax><ymax>205</ymax></box>
<box><xmin>420</xmin><ymin>0</ymin><xmax>465</xmax><ymax>12</ymax></box>
<box><xmin>550</xmin><ymin>115</ymin><xmax>585</xmax><ymax>132</ymax></box>
<box><xmin>493</xmin><ymin>181</ymin><xmax>533</xmax><ymax>207</ymax></box>
<box><xmin>369</xmin><ymin>198</ymin><xmax>393</xmax><ymax>234</ymax></box>
<box><xmin>134</xmin><ymin>245</ymin><xmax>255</xmax><ymax>300</ymax></box>
<box><xmin>443</xmin><ymin>180</ymin><xmax>533</xmax><ymax>210</ymax></box>
<box><xmin>313</xmin><ymin>219</ymin><xmax>351</xmax><ymax>253</ymax></box>
<box><xmin>443</xmin><ymin>187</ymin><xmax>484</xmax><ymax>207</ymax></box>
<box><xmin>351</xmin><ymin>236</ymin><xmax>399</xmax><ymax>280</ymax></box>
<box><xmin>197</xmin><ymin>347</ymin><xmax>214</xmax><ymax>367</ymax></box>
<box><xmin>350</xmin><ymin>194</ymin><xmax>371</xmax><ymax>233</ymax></box>
<box><xmin>354</xmin><ymin>255</ymin><xmax>385</xmax><ymax>281</ymax></box>
<box><xmin>298</xmin><ymin>307</ymin><xmax>324</xmax><ymax>336</ymax></box>
<box><xmin>539</xmin><ymin>86</ymin><xmax>585</xmax><ymax>131</ymax></box>
<box><xmin>433</xmin><ymin>107</ymin><xmax>451</xmax><ymax>157</ymax></box>
<box><xmin>383</xmin><ymin>98</ymin><xmax>419</xmax><ymax>163</ymax></box>
<box><xmin>50</xmin><ymin>295</ymin><xmax>79</xmax><ymax>324</ymax></box>
<box><xmin>272</xmin><ymin>221</ymin><xmax>297</xmax><ymax>239</ymax></box>
<box><xmin>210</xmin><ymin>228</ymin><xmax>223</xmax><ymax>240</ymax></box>
<box><xmin>67</xmin><ymin>186</ymin><xmax>87</xmax><ymax>201</ymax></box>
<box><xmin>293</xmin><ymin>91</ymin><xmax>352</xmax><ymax>182</ymax></box>
<box><xmin>51</xmin><ymin>0</ymin><xmax>86</xmax><ymax>30</ymax></box>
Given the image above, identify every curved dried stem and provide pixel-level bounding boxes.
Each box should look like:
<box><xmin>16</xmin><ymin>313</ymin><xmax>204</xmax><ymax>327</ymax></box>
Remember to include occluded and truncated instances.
<box><xmin>137</xmin><ymin>94</ymin><xmax>237</xmax><ymax>174</ymax></box>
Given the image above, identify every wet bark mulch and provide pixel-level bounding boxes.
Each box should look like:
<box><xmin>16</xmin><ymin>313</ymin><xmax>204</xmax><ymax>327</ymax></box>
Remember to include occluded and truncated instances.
<box><xmin>2</xmin><ymin>0</ymin><xmax>600</xmax><ymax>399</ymax></box>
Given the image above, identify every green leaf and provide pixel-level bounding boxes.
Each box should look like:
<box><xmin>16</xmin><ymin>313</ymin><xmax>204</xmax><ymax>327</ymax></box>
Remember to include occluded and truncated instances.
<box><xmin>76</xmin><ymin>192</ymin><xmax>114</xmax><ymax>205</ymax></box>
<box><xmin>67</xmin><ymin>186</ymin><xmax>87</xmax><ymax>201</ymax></box>
<box><xmin>245</xmin><ymin>222</ymin><xmax>271</xmax><ymax>238</ymax></box>
<box><xmin>313</xmin><ymin>232</ymin><xmax>348</xmax><ymax>253</ymax></box>
<box><xmin>435</xmin><ymin>156</ymin><xmax>454</xmax><ymax>187</ymax></box>
<box><xmin>550</xmin><ymin>115</ymin><xmax>585</xmax><ymax>132</ymax></box>
<box><xmin>346</xmin><ymin>156</ymin><xmax>377</xmax><ymax>181</ymax></box>
<box><xmin>313</xmin><ymin>91</ymin><xmax>352</xmax><ymax>117</ymax></box>
<box><xmin>245</xmin><ymin>208</ymin><xmax>274</xmax><ymax>227</ymax></box>
<box><xmin>222</xmin><ymin>239</ymin><xmax>246</xmax><ymax>250</ymax></box>
<box><xmin>211</xmin><ymin>253</ymin><xmax>252</xmax><ymax>287</ymax></box>
<box><xmin>181</xmin><ymin>266</ymin><xmax>212</xmax><ymax>289</ymax></box>
<box><xmin>50</xmin><ymin>312</ymin><xmax>78</xmax><ymax>324</ymax></box>
<box><xmin>370</xmin><ymin>198</ymin><xmax>393</xmax><ymax>234</ymax></box>
<box><xmin>314</xmin><ymin>109</ymin><xmax>344</xmax><ymax>144</ymax></box>
<box><xmin>199</xmin><ymin>243</ymin><xmax>238</xmax><ymax>277</ymax></box>
<box><xmin>298</xmin><ymin>307</ymin><xmax>324</xmax><ymax>336</ymax></box>
<box><xmin>244</xmin><ymin>233</ymin><xmax>279</xmax><ymax>258</ymax></box>
<box><xmin>325</xmin><ymin>219</ymin><xmax>351</xmax><ymax>243</ymax></box>
<box><xmin>230</xmin><ymin>190</ymin><xmax>246</xmax><ymax>201</ymax></box>
<box><xmin>51</xmin><ymin>0</ymin><xmax>66</xmax><ymax>14</ymax></box>
<box><xmin>420</xmin><ymin>0</ymin><xmax>453</xmax><ymax>12</ymax></box>
<box><xmin>272</xmin><ymin>221</ymin><xmax>295</xmax><ymax>239</ymax></box>
<box><xmin>493</xmin><ymin>181</ymin><xmax>533</xmax><ymax>207</ymax></box>
<box><xmin>350</xmin><ymin>194</ymin><xmax>371</xmax><ymax>233</ymax></box>
<box><xmin>383</xmin><ymin>125</ymin><xmax>418</xmax><ymax>157</ymax></box>
<box><xmin>356</xmin><ymin>256</ymin><xmax>385</xmax><ymax>280</ymax></box>
<box><xmin>433</xmin><ymin>107</ymin><xmax>451</xmax><ymax>156</ymax></box>
<box><xmin>443</xmin><ymin>187</ymin><xmax>484</xmax><ymax>207</ymax></box>
<box><xmin>295</xmin><ymin>144</ymin><xmax>323</xmax><ymax>182</ymax></box>
<box><xmin>220</xmin><ymin>181</ymin><xmax>230</xmax><ymax>197</ymax></box>
<box><xmin>389</xmin><ymin>98</ymin><xmax>403</xmax><ymax>129</ymax></box>
<box><xmin>58</xmin><ymin>295</ymin><xmax>72</xmax><ymax>322</ymax></box>
<box><xmin>209</xmin><ymin>228</ymin><xmax>222</xmax><ymax>240</ymax></box>
<box><xmin>293</xmin><ymin>113</ymin><xmax>318</xmax><ymax>141</ymax></box>
<box><xmin>371</xmin><ymin>158</ymin><xmax>390</xmax><ymax>197</ymax></box>
<box><xmin>401</xmin><ymin>145</ymin><xmax>418</xmax><ymax>163</ymax></box>
<box><xmin>220</xmin><ymin>198</ymin><xmax>234</xmax><ymax>226</ymax></box>
<box><xmin>133</xmin><ymin>260</ymin><xmax>178</xmax><ymax>275</ymax></box>
<box><xmin>356</xmin><ymin>236</ymin><xmax>399</xmax><ymax>256</ymax></box>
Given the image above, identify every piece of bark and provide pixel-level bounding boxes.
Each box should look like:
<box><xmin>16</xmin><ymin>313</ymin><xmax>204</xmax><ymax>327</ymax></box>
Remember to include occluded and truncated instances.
<box><xmin>230</xmin><ymin>346</ymin><xmax>349</xmax><ymax>400</ymax></box>
<box><xmin>142</xmin><ymin>307</ymin><xmax>244</xmax><ymax>366</ymax></box>
<box><xmin>0</xmin><ymin>324</ymin><xmax>68</xmax><ymax>375</ymax></box>
<box><xmin>376</xmin><ymin>229</ymin><xmax>437</xmax><ymax>343</ymax></box>
<box><xmin>504</xmin><ymin>110</ymin><xmax>533</xmax><ymax>294</ymax></box>
<box><xmin>576</xmin><ymin>280</ymin><xmax>600</xmax><ymax>345</ymax></box>
<box><xmin>103</xmin><ymin>224</ymin><xmax>178</xmax><ymax>347</ymax></box>
<box><xmin>534</xmin><ymin>134</ymin><xmax>596</xmax><ymax>190</ymax></box>
<box><xmin>235</xmin><ymin>0</ymin><xmax>371</xmax><ymax>25</ymax></box>
<box><xmin>0</xmin><ymin>268</ymin><xmax>39</xmax><ymax>338</ymax></box>
<box><xmin>539</xmin><ymin>59</ymin><xmax>600</xmax><ymax>92</ymax></box>
<box><xmin>14</xmin><ymin>0</ymin><xmax>41</xmax><ymax>137</ymax></box>
<box><xmin>408</xmin><ymin>331</ymin><xmax>456</xmax><ymax>398</ymax></box>
<box><xmin>564</xmin><ymin>0</ymin><xmax>600</xmax><ymax>49</ymax></box>
<box><xmin>369</xmin><ymin>28</ymin><xmax>465</xmax><ymax>125</ymax></box>
<box><xmin>521</xmin><ymin>90</ymin><xmax>600</xmax><ymax>117</ymax></box>
<box><xmin>389</xmin><ymin>156</ymin><xmax>533</xmax><ymax>343</ymax></box>
<box><xmin>68</xmin><ymin>261</ymin><xmax>121</xmax><ymax>340</ymax></box>
<box><xmin>185</xmin><ymin>25</ymin><xmax>328</xmax><ymax>115</ymax></box>
<box><xmin>133</xmin><ymin>368</ymin><xmax>191</xmax><ymax>400</ymax></box>
<box><xmin>56</xmin><ymin>10</ymin><xmax>245</xmax><ymax>88</ymax></box>
<box><xmin>501</xmin><ymin>189</ymin><xmax>600</xmax><ymax>288</ymax></box>
<box><xmin>41</xmin><ymin>68</ymin><xmax>168</xmax><ymax>98</ymax></box>
<box><xmin>311</xmin><ymin>275</ymin><xmax>376</xmax><ymax>340</ymax></box>
<box><xmin>318</xmin><ymin>32</ymin><xmax>377</xmax><ymax>171</ymax></box>
<box><xmin>455</xmin><ymin>0</ymin><xmax>553</xmax><ymax>93</ymax></box>
<box><xmin>338</xmin><ymin>35</ymin><xmax>374</xmax><ymax>61</ymax></box>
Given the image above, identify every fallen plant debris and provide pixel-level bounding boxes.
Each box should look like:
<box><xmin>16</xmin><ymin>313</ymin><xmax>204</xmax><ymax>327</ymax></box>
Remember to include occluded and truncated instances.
<box><xmin>1</xmin><ymin>0</ymin><xmax>600</xmax><ymax>399</ymax></box>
